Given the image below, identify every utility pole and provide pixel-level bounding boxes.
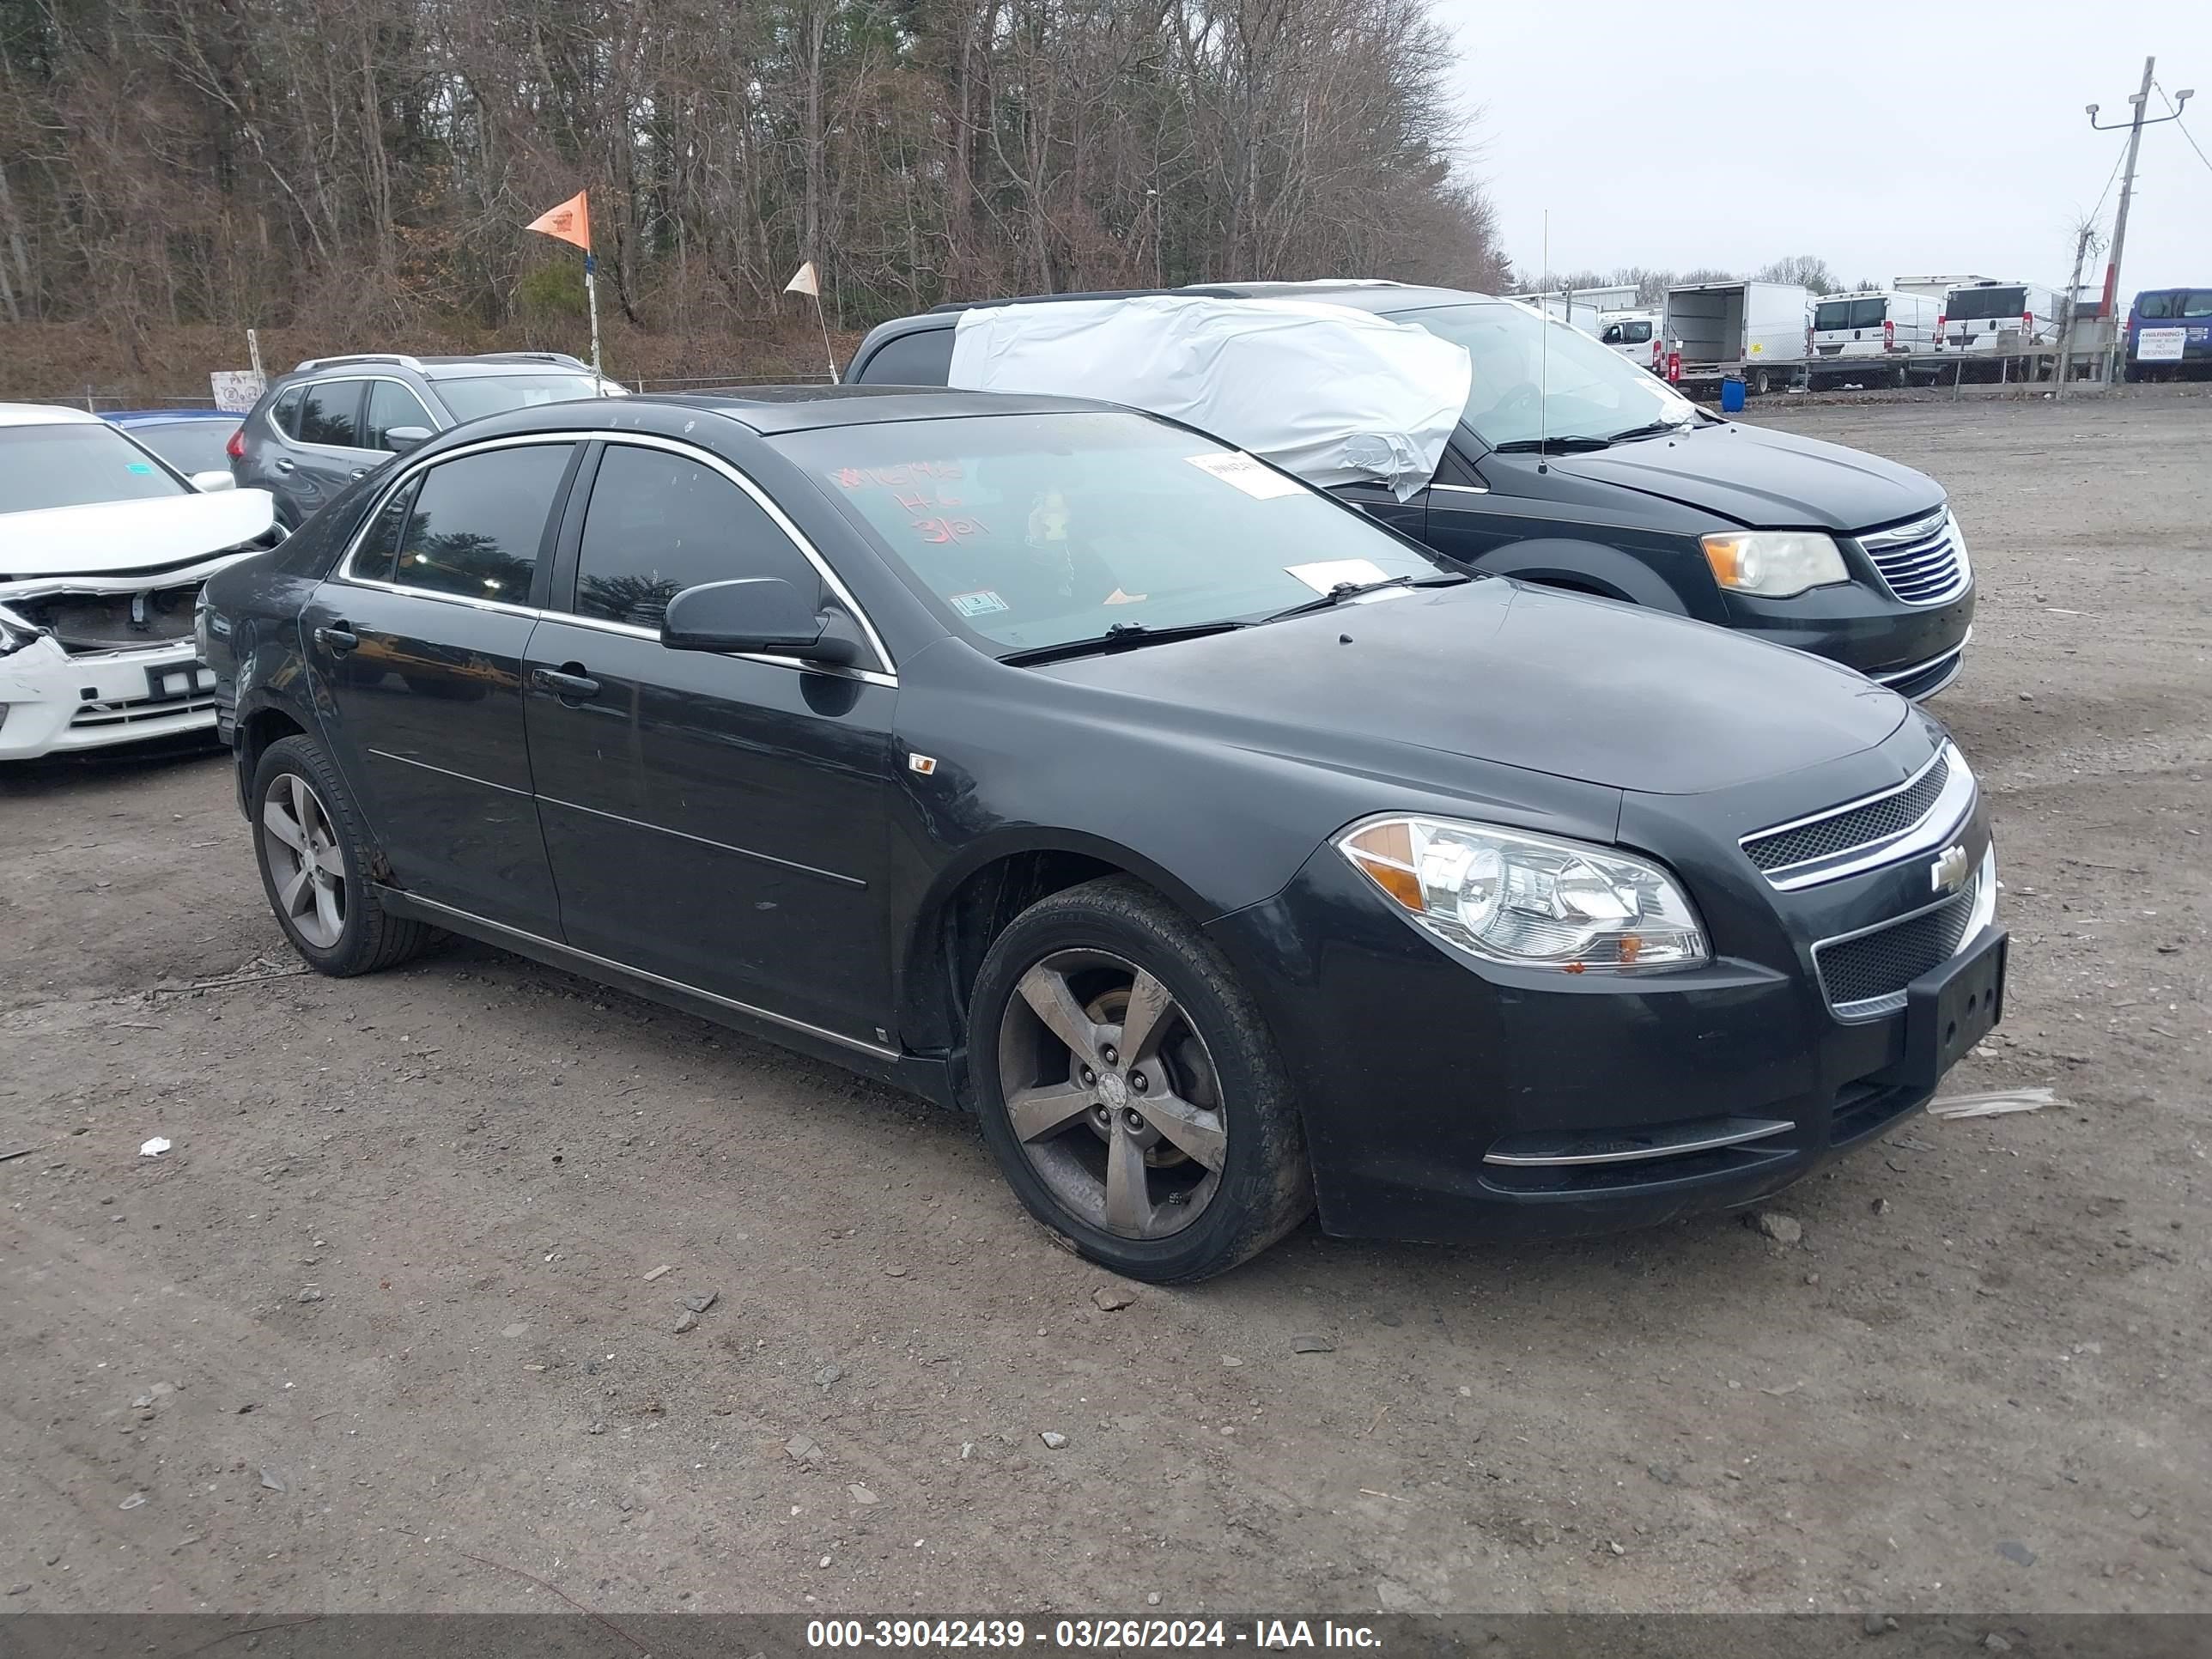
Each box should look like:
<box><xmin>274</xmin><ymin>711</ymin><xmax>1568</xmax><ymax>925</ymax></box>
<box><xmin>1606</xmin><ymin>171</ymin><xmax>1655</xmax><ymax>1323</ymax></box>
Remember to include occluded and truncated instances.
<box><xmin>2087</xmin><ymin>58</ymin><xmax>2195</xmax><ymax>381</ymax></box>
<box><xmin>2054</xmin><ymin>222</ymin><xmax>2098</xmax><ymax>401</ymax></box>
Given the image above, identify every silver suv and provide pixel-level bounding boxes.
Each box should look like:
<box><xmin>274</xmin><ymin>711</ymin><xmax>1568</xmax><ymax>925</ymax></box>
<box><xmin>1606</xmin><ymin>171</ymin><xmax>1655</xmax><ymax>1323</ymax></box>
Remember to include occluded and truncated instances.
<box><xmin>231</xmin><ymin>352</ymin><xmax>622</xmax><ymax>529</ymax></box>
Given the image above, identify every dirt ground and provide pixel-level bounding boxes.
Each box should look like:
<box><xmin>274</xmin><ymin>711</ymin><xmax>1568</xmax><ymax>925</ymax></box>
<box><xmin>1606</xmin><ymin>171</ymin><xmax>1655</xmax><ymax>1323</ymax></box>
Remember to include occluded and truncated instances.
<box><xmin>2</xmin><ymin>392</ymin><xmax>2207</xmax><ymax>1620</ymax></box>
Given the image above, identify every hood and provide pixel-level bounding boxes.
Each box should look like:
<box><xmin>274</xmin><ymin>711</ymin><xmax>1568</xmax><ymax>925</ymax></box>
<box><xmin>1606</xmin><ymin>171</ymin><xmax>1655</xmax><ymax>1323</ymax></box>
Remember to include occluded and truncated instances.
<box><xmin>0</xmin><ymin>490</ymin><xmax>276</xmax><ymax>578</ymax></box>
<box><xmin>1533</xmin><ymin>421</ymin><xmax>1944</xmax><ymax>533</ymax></box>
<box><xmin>1034</xmin><ymin>578</ymin><xmax>1908</xmax><ymax>797</ymax></box>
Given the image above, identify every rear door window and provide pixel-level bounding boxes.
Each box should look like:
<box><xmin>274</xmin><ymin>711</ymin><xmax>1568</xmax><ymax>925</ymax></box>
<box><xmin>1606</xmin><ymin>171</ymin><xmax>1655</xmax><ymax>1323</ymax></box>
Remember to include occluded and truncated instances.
<box><xmin>569</xmin><ymin>443</ymin><xmax>821</xmax><ymax>629</ymax></box>
<box><xmin>296</xmin><ymin>380</ymin><xmax>365</xmax><ymax>447</ymax></box>
<box><xmin>392</xmin><ymin>444</ymin><xmax>573</xmax><ymax>603</ymax></box>
<box><xmin>350</xmin><ymin>478</ymin><xmax>421</xmax><ymax>584</ymax></box>
<box><xmin>363</xmin><ymin>381</ymin><xmax>438</xmax><ymax>452</ymax></box>
<box><xmin>270</xmin><ymin>386</ymin><xmax>305</xmax><ymax>439</ymax></box>
<box><xmin>854</xmin><ymin>328</ymin><xmax>956</xmax><ymax>386</ymax></box>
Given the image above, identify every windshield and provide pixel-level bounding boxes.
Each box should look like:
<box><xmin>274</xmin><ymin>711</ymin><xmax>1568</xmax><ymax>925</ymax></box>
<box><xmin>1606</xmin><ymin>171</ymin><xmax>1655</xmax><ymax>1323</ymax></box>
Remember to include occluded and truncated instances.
<box><xmin>118</xmin><ymin>418</ymin><xmax>238</xmax><ymax>475</ymax></box>
<box><xmin>0</xmin><ymin>421</ymin><xmax>189</xmax><ymax>513</ymax></box>
<box><xmin>774</xmin><ymin>412</ymin><xmax>1445</xmax><ymax>655</ymax></box>
<box><xmin>1946</xmin><ymin>287</ymin><xmax>2026</xmax><ymax>321</ymax></box>
<box><xmin>1387</xmin><ymin>302</ymin><xmax>1698</xmax><ymax>448</ymax></box>
<box><xmin>434</xmin><ymin>374</ymin><xmax>607</xmax><ymax>424</ymax></box>
<box><xmin>2138</xmin><ymin>289</ymin><xmax>2212</xmax><ymax>319</ymax></box>
<box><xmin>1816</xmin><ymin>298</ymin><xmax>1887</xmax><ymax>330</ymax></box>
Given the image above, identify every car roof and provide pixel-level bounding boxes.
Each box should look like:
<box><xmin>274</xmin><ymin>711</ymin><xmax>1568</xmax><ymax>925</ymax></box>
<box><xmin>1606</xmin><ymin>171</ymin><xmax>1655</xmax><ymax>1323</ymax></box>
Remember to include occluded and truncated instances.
<box><xmin>105</xmin><ymin>409</ymin><xmax>233</xmax><ymax>424</ymax></box>
<box><xmin>917</xmin><ymin>280</ymin><xmax>1486</xmax><ymax>321</ymax></box>
<box><xmin>661</xmin><ymin>385</ymin><xmax>1131</xmax><ymax>434</ymax></box>
<box><xmin>0</xmin><ymin>402</ymin><xmax>106</xmax><ymax>428</ymax></box>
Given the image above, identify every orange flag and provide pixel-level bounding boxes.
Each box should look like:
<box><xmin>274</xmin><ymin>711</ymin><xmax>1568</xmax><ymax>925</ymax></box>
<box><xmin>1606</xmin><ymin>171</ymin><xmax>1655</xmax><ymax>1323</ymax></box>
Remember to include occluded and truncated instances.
<box><xmin>526</xmin><ymin>191</ymin><xmax>591</xmax><ymax>252</ymax></box>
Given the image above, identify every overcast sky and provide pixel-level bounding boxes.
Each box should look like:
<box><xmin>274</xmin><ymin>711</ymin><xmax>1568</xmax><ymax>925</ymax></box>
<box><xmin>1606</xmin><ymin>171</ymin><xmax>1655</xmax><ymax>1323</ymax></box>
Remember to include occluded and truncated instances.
<box><xmin>1435</xmin><ymin>1</ymin><xmax>2212</xmax><ymax>298</ymax></box>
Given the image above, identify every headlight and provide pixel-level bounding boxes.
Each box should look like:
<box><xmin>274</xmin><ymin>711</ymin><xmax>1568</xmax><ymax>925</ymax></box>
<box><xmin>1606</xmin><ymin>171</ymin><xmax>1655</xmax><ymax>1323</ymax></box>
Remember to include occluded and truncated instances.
<box><xmin>1338</xmin><ymin>816</ymin><xmax>1709</xmax><ymax>970</ymax></box>
<box><xmin>1700</xmin><ymin>530</ymin><xmax>1848</xmax><ymax>598</ymax></box>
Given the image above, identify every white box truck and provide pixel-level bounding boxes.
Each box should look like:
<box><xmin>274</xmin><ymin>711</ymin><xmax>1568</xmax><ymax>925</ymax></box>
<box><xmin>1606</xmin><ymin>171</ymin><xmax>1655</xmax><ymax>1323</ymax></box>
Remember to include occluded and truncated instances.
<box><xmin>1808</xmin><ymin>289</ymin><xmax>1942</xmax><ymax>386</ymax></box>
<box><xmin>1893</xmin><ymin>274</ymin><xmax>1998</xmax><ymax>299</ymax></box>
<box><xmin>1662</xmin><ymin>280</ymin><xmax>1812</xmax><ymax>394</ymax></box>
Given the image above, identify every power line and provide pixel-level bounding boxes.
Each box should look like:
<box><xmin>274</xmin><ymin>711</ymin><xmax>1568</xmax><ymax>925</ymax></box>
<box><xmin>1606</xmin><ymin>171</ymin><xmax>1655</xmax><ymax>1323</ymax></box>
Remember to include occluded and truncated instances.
<box><xmin>2153</xmin><ymin>79</ymin><xmax>2212</xmax><ymax>180</ymax></box>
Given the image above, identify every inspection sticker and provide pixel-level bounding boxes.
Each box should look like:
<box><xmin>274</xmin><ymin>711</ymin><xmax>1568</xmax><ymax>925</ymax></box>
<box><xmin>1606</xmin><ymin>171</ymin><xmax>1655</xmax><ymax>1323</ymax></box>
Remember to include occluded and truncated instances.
<box><xmin>1285</xmin><ymin>558</ymin><xmax>1392</xmax><ymax>594</ymax></box>
<box><xmin>1185</xmin><ymin>451</ymin><xmax>1305</xmax><ymax>499</ymax></box>
<box><xmin>949</xmin><ymin>589</ymin><xmax>1009</xmax><ymax>617</ymax></box>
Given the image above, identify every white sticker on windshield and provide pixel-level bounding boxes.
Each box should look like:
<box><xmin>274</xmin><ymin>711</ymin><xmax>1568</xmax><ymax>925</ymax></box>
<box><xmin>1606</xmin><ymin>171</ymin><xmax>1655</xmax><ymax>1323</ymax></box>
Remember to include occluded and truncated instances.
<box><xmin>1285</xmin><ymin>558</ymin><xmax>1391</xmax><ymax>594</ymax></box>
<box><xmin>1185</xmin><ymin>451</ymin><xmax>1305</xmax><ymax>499</ymax></box>
<box><xmin>950</xmin><ymin>589</ymin><xmax>1009</xmax><ymax>617</ymax></box>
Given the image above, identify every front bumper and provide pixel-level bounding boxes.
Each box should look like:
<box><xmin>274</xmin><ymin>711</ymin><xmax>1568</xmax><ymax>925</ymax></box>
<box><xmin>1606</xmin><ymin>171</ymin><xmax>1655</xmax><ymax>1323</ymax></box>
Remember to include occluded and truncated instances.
<box><xmin>1206</xmin><ymin>804</ymin><xmax>1998</xmax><ymax>1245</ymax></box>
<box><xmin>0</xmin><ymin>634</ymin><xmax>220</xmax><ymax>760</ymax></box>
<box><xmin>1720</xmin><ymin>577</ymin><xmax>1973</xmax><ymax>689</ymax></box>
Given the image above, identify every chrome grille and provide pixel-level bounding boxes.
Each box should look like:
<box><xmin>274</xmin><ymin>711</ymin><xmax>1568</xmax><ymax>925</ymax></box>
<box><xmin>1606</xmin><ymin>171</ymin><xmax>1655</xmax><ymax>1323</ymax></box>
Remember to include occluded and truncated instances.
<box><xmin>1744</xmin><ymin>750</ymin><xmax>1951</xmax><ymax>874</ymax></box>
<box><xmin>1814</xmin><ymin>878</ymin><xmax>1979</xmax><ymax>1017</ymax></box>
<box><xmin>1859</xmin><ymin>509</ymin><xmax>1970</xmax><ymax>606</ymax></box>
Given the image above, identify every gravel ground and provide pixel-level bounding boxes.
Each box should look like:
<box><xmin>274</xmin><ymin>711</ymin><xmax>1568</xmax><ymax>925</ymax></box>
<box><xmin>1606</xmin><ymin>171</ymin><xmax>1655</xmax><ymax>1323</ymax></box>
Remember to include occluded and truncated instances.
<box><xmin>2</xmin><ymin>392</ymin><xmax>2206</xmax><ymax>1618</ymax></box>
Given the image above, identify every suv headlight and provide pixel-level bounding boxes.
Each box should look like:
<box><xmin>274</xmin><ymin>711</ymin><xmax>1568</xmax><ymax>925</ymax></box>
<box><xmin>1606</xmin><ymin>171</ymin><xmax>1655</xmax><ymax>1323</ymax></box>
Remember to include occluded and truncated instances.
<box><xmin>1338</xmin><ymin>816</ymin><xmax>1710</xmax><ymax>970</ymax></box>
<box><xmin>1700</xmin><ymin>530</ymin><xmax>1847</xmax><ymax>598</ymax></box>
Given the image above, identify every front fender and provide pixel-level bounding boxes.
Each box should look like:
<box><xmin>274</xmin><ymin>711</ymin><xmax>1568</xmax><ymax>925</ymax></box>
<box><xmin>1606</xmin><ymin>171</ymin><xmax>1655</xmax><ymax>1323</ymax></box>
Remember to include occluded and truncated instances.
<box><xmin>1482</xmin><ymin>538</ymin><xmax>1693</xmax><ymax>612</ymax></box>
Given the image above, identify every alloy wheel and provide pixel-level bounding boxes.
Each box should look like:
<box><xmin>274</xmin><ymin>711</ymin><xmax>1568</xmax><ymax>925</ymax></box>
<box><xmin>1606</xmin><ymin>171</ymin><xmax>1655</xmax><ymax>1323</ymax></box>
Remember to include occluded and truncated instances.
<box><xmin>260</xmin><ymin>773</ymin><xmax>347</xmax><ymax>949</ymax></box>
<box><xmin>995</xmin><ymin>948</ymin><xmax>1228</xmax><ymax>1239</ymax></box>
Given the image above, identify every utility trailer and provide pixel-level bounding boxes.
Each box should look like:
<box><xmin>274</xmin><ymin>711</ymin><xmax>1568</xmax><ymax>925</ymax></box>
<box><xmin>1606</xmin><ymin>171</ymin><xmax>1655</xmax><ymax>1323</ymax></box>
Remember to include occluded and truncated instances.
<box><xmin>1662</xmin><ymin>281</ymin><xmax>1812</xmax><ymax>394</ymax></box>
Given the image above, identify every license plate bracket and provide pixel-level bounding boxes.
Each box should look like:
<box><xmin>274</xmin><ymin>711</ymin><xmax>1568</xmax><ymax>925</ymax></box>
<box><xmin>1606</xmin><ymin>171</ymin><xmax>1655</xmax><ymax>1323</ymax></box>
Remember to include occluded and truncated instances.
<box><xmin>1903</xmin><ymin>928</ymin><xmax>2008</xmax><ymax>1087</ymax></box>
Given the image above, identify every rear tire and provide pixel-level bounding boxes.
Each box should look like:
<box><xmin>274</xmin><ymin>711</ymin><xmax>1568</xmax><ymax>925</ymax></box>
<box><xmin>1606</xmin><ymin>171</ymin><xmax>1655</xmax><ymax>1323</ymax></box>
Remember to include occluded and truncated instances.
<box><xmin>968</xmin><ymin>877</ymin><xmax>1312</xmax><ymax>1282</ymax></box>
<box><xmin>251</xmin><ymin>734</ymin><xmax>434</xmax><ymax>976</ymax></box>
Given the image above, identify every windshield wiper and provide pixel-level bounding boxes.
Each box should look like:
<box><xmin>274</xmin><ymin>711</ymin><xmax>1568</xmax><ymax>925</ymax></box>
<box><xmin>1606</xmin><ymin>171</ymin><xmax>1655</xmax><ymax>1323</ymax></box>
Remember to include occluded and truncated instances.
<box><xmin>997</xmin><ymin>619</ymin><xmax>1245</xmax><ymax>667</ymax></box>
<box><xmin>1260</xmin><ymin>571</ymin><xmax>1469</xmax><ymax>624</ymax></box>
<box><xmin>1602</xmin><ymin>418</ymin><xmax>1697</xmax><ymax>443</ymax></box>
<box><xmin>1487</xmin><ymin>434</ymin><xmax>1613</xmax><ymax>454</ymax></box>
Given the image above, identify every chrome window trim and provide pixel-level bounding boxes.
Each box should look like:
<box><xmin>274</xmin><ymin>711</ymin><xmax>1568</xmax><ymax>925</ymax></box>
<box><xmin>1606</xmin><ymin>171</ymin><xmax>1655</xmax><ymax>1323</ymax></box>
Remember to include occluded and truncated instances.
<box><xmin>1430</xmin><ymin>482</ymin><xmax>1492</xmax><ymax>496</ymax></box>
<box><xmin>1743</xmin><ymin>741</ymin><xmax>1974</xmax><ymax>892</ymax></box>
<box><xmin>331</xmin><ymin>428</ymin><xmax>899</xmax><ymax>684</ymax></box>
<box><xmin>283</xmin><ymin>375</ymin><xmax>390</xmax><ymax>457</ymax></box>
<box><xmin>532</xmin><ymin>610</ymin><xmax>897</xmax><ymax>690</ymax></box>
<box><xmin>374</xmin><ymin>888</ymin><xmax>898</xmax><ymax>1060</ymax></box>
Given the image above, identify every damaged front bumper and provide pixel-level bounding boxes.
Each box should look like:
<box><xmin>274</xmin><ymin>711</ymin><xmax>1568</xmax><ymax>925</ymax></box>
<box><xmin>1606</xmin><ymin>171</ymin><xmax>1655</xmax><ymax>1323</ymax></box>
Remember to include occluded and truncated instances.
<box><xmin>0</xmin><ymin>550</ymin><xmax>260</xmax><ymax>760</ymax></box>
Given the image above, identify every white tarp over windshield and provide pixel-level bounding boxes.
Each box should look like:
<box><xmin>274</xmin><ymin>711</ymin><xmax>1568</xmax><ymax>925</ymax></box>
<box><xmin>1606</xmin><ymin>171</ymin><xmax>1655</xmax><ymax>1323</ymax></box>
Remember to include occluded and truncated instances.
<box><xmin>946</xmin><ymin>295</ymin><xmax>1472</xmax><ymax>501</ymax></box>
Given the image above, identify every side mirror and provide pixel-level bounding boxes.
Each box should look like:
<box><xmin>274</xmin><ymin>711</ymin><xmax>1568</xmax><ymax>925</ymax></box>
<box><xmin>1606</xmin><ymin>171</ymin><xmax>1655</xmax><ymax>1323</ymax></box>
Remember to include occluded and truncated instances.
<box><xmin>190</xmin><ymin>470</ymin><xmax>237</xmax><ymax>493</ymax></box>
<box><xmin>385</xmin><ymin>425</ymin><xmax>433</xmax><ymax>453</ymax></box>
<box><xmin>661</xmin><ymin>578</ymin><xmax>860</xmax><ymax>666</ymax></box>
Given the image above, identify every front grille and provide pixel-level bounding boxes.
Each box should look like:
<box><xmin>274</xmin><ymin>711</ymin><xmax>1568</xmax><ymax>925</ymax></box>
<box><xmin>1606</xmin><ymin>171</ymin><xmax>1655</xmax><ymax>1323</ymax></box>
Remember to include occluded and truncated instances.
<box><xmin>71</xmin><ymin>692</ymin><xmax>218</xmax><ymax>730</ymax></box>
<box><xmin>1859</xmin><ymin>510</ymin><xmax>1970</xmax><ymax>605</ymax></box>
<box><xmin>1814</xmin><ymin>880</ymin><xmax>1978</xmax><ymax>1016</ymax></box>
<box><xmin>1744</xmin><ymin>749</ymin><xmax>1951</xmax><ymax>874</ymax></box>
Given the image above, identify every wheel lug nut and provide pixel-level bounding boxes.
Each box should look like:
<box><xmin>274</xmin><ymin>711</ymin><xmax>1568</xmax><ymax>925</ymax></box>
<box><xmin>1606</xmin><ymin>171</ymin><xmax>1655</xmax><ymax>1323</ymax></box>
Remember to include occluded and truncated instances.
<box><xmin>1101</xmin><ymin>1045</ymin><xmax>1118</xmax><ymax>1066</ymax></box>
<box><xmin>1122</xmin><ymin>1108</ymin><xmax>1145</xmax><ymax>1131</ymax></box>
<box><xmin>1130</xmin><ymin>1073</ymin><xmax>1148</xmax><ymax>1092</ymax></box>
<box><xmin>1079</xmin><ymin>1067</ymin><xmax>1097</xmax><ymax>1086</ymax></box>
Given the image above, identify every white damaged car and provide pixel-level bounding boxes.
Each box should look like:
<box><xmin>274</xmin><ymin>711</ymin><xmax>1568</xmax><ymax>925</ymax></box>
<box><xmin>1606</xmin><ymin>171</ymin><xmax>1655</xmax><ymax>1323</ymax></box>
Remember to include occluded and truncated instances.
<box><xmin>2</xmin><ymin>403</ymin><xmax>279</xmax><ymax>760</ymax></box>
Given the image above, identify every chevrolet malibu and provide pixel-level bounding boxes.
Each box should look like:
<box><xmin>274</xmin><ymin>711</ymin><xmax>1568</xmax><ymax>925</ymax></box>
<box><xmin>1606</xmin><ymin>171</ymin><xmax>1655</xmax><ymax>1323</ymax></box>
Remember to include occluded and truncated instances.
<box><xmin>200</xmin><ymin>388</ymin><xmax>2006</xmax><ymax>1281</ymax></box>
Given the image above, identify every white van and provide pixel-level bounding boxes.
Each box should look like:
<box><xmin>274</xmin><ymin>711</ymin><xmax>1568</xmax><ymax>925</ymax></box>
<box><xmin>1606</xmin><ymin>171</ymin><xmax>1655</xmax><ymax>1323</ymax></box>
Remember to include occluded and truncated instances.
<box><xmin>1596</xmin><ymin>309</ymin><xmax>1666</xmax><ymax>373</ymax></box>
<box><xmin>1936</xmin><ymin>281</ymin><xmax>2060</xmax><ymax>352</ymax></box>
<box><xmin>1810</xmin><ymin>290</ymin><xmax>1940</xmax><ymax>384</ymax></box>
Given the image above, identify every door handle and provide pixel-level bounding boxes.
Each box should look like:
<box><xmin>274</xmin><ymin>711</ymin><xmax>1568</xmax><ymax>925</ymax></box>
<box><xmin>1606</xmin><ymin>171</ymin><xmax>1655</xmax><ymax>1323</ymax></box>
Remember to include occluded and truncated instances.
<box><xmin>532</xmin><ymin>665</ymin><xmax>600</xmax><ymax>700</ymax></box>
<box><xmin>350</xmin><ymin>467</ymin><xmax>369</xmax><ymax>479</ymax></box>
<box><xmin>314</xmin><ymin>623</ymin><xmax>359</xmax><ymax>654</ymax></box>
<box><xmin>272</xmin><ymin>457</ymin><xmax>296</xmax><ymax>474</ymax></box>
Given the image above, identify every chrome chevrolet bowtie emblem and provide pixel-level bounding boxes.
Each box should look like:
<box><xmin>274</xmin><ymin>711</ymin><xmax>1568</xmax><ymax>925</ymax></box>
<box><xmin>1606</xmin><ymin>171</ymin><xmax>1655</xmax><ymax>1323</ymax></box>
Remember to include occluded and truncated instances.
<box><xmin>1931</xmin><ymin>843</ymin><xmax>1971</xmax><ymax>895</ymax></box>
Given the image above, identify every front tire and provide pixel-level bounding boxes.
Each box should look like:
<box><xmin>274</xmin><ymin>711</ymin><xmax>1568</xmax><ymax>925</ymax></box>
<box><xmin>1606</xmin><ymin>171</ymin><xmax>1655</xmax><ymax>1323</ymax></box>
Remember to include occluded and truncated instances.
<box><xmin>252</xmin><ymin>734</ymin><xmax>434</xmax><ymax>976</ymax></box>
<box><xmin>968</xmin><ymin>877</ymin><xmax>1312</xmax><ymax>1282</ymax></box>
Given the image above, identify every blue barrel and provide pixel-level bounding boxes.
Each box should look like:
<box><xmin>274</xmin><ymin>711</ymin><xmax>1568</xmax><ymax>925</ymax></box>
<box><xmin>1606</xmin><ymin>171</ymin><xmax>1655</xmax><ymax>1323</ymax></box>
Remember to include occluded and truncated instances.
<box><xmin>1719</xmin><ymin>378</ymin><xmax>1747</xmax><ymax>414</ymax></box>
